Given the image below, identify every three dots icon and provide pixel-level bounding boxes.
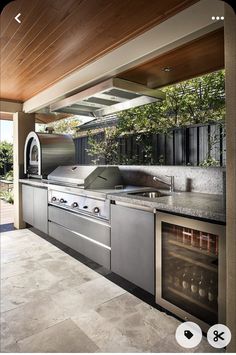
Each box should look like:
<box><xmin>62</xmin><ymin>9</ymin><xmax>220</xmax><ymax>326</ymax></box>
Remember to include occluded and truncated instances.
<box><xmin>212</xmin><ymin>16</ymin><xmax>224</xmax><ymax>20</ymax></box>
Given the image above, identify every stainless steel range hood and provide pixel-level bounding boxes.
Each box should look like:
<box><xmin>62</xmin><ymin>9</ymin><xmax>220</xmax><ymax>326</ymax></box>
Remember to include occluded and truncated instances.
<box><xmin>50</xmin><ymin>78</ymin><xmax>165</xmax><ymax>118</ymax></box>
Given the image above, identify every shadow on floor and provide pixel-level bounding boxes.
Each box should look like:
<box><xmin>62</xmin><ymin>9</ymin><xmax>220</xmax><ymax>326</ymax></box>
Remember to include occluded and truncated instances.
<box><xmin>30</xmin><ymin>227</ymin><xmax>176</xmax><ymax>319</ymax></box>
<box><xmin>0</xmin><ymin>223</ymin><xmax>15</xmax><ymax>233</ymax></box>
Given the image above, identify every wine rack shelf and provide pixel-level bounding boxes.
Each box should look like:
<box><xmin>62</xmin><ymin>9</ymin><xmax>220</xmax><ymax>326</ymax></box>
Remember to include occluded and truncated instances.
<box><xmin>168</xmin><ymin>286</ymin><xmax>217</xmax><ymax>314</ymax></box>
<box><xmin>168</xmin><ymin>239</ymin><xmax>217</xmax><ymax>258</ymax></box>
<box><xmin>169</xmin><ymin>251</ymin><xmax>217</xmax><ymax>273</ymax></box>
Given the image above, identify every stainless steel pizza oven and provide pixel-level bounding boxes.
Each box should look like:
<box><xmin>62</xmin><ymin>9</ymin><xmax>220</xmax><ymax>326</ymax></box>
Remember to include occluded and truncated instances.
<box><xmin>24</xmin><ymin>131</ymin><xmax>75</xmax><ymax>178</ymax></box>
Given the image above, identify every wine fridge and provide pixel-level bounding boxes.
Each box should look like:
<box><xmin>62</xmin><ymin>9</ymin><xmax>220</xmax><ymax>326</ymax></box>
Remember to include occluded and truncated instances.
<box><xmin>155</xmin><ymin>212</ymin><xmax>226</xmax><ymax>332</ymax></box>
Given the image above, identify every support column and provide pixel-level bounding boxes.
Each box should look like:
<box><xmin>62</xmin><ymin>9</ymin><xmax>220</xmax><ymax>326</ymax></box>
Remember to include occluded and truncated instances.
<box><xmin>13</xmin><ymin>112</ymin><xmax>35</xmax><ymax>229</ymax></box>
<box><xmin>224</xmin><ymin>4</ymin><xmax>236</xmax><ymax>353</ymax></box>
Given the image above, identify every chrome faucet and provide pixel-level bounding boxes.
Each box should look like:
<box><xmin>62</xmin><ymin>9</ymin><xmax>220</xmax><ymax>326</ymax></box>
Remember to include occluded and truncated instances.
<box><xmin>153</xmin><ymin>175</ymin><xmax>174</xmax><ymax>192</ymax></box>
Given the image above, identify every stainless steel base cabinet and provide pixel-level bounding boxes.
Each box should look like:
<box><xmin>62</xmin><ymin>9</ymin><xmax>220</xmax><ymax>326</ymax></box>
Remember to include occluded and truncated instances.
<box><xmin>22</xmin><ymin>184</ymin><xmax>48</xmax><ymax>234</ymax></box>
<box><xmin>111</xmin><ymin>203</ymin><xmax>154</xmax><ymax>294</ymax></box>
<box><xmin>156</xmin><ymin>212</ymin><xmax>226</xmax><ymax>332</ymax></box>
<box><xmin>48</xmin><ymin>205</ymin><xmax>111</xmax><ymax>269</ymax></box>
<box><xmin>22</xmin><ymin>184</ymin><xmax>34</xmax><ymax>226</ymax></box>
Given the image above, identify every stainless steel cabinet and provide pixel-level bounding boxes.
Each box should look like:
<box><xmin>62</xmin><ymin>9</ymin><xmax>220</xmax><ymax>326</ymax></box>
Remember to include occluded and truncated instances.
<box><xmin>48</xmin><ymin>205</ymin><xmax>111</xmax><ymax>269</ymax></box>
<box><xmin>22</xmin><ymin>184</ymin><xmax>48</xmax><ymax>234</ymax></box>
<box><xmin>33</xmin><ymin>187</ymin><xmax>48</xmax><ymax>234</ymax></box>
<box><xmin>111</xmin><ymin>203</ymin><xmax>154</xmax><ymax>294</ymax></box>
<box><xmin>22</xmin><ymin>184</ymin><xmax>34</xmax><ymax>225</ymax></box>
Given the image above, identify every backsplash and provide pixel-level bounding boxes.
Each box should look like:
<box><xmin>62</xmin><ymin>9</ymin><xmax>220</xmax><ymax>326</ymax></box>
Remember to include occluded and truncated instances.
<box><xmin>119</xmin><ymin>166</ymin><xmax>225</xmax><ymax>195</ymax></box>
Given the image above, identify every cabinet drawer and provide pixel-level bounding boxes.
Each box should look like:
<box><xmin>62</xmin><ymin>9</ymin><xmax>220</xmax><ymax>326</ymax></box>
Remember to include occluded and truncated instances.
<box><xmin>49</xmin><ymin>221</ymin><xmax>111</xmax><ymax>269</ymax></box>
<box><xmin>48</xmin><ymin>206</ymin><xmax>110</xmax><ymax>247</ymax></box>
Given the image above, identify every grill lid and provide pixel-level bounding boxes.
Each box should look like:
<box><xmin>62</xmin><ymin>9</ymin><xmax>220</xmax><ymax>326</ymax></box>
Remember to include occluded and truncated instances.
<box><xmin>50</xmin><ymin>78</ymin><xmax>165</xmax><ymax>118</ymax></box>
<box><xmin>48</xmin><ymin>165</ymin><xmax>123</xmax><ymax>189</ymax></box>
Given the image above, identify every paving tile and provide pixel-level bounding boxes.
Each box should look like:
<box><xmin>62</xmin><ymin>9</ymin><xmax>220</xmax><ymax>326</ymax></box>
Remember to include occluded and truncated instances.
<box><xmin>135</xmin><ymin>302</ymin><xmax>180</xmax><ymax>338</ymax></box>
<box><xmin>72</xmin><ymin>310</ymin><xmax>140</xmax><ymax>353</ymax></box>
<box><xmin>0</xmin><ymin>342</ymin><xmax>21</xmax><ymax>353</ymax></box>
<box><xmin>1</xmin><ymin>258</ymin><xmax>42</xmax><ymax>279</ymax></box>
<box><xmin>114</xmin><ymin>311</ymin><xmax>164</xmax><ymax>352</ymax></box>
<box><xmin>36</xmin><ymin>254</ymin><xmax>101</xmax><ymax>281</ymax></box>
<box><xmin>73</xmin><ymin>294</ymin><xmax>169</xmax><ymax>352</ymax></box>
<box><xmin>0</xmin><ymin>315</ymin><xmax>17</xmax><ymax>352</ymax></box>
<box><xmin>2</xmin><ymin>295</ymin><xmax>66</xmax><ymax>341</ymax></box>
<box><xmin>1</xmin><ymin>228</ymin><xmax>191</xmax><ymax>353</ymax></box>
<box><xmin>1</xmin><ymin>268</ymin><xmax>63</xmax><ymax>313</ymax></box>
<box><xmin>96</xmin><ymin>292</ymin><xmax>142</xmax><ymax>323</ymax></box>
<box><xmin>193</xmin><ymin>338</ymin><xmax>225</xmax><ymax>353</ymax></box>
<box><xmin>150</xmin><ymin>335</ymin><xmax>194</xmax><ymax>353</ymax></box>
<box><xmin>0</xmin><ymin>249</ymin><xmax>31</xmax><ymax>264</ymax></box>
<box><xmin>51</xmin><ymin>276</ymin><xmax>126</xmax><ymax>317</ymax></box>
<box><xmin>0</xmin><ymin>278</ymin><xmax>26</xmax><ymax>313</ymax></box>
<box><xmin>18</xmin><ymin>318</ymin><xmax>99</xmax><ymax>353</ymax></box>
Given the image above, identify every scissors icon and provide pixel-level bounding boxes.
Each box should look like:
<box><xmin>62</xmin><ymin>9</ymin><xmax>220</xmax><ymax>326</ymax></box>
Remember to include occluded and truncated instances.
<box><xmin>213</xmin><ymin>330</ymin><xmax>225</xmax><ymax>342</ymax></box>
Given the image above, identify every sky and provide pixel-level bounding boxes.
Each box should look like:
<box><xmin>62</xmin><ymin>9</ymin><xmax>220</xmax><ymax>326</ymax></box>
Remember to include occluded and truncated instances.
<box><xmin>0</xmin><ymin>120</ymin><xmax>13</xmax><ymax>143</ymax></box>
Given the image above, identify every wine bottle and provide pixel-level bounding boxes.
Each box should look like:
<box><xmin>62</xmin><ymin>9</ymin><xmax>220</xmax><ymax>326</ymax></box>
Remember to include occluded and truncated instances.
<box><xmin>174</xmin><ymin>264</ymin><xmax>181</xmax><ymax>289</ymax></box>
<box><xmin>198</xmin><ymin>272</ymin><xmax>207</xmax><ymax>299</ymax></box>
<box><xmin>190</xmin><ymin>269</ymin><xmax>198</xmax><ymax>298</ymax></box>
<box><xmin>208</xmin><ymin>279</ymin><xmax>215</xmax><ymax>303</ymax></box>
<box><xmin>182</xmin><ymin>268</ymin><xmax>190</xmax><ymax>293</ymax></box>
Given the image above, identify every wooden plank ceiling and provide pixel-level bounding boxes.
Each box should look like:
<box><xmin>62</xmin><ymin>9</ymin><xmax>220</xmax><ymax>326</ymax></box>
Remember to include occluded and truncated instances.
<box><xmin>0</xmin><ymin>0</ymin><xmax>197</xmax><ymax>102</ymax></box>
<box><xmin>119</xmin><ymin>28</ymin><xmax>224</xmax><ymax>88</ymax></box>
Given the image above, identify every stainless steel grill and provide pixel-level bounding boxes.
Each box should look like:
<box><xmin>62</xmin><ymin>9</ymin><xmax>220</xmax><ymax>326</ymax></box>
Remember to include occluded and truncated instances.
<box><xmin>47</xmin><ymin>165</ymin><xmax>123</xmax><ymax>189</ymax></box>
<box><xmin>47</xmin><ymin>165</ymin><xmax>123</xmax><ymax>220</ymax></box>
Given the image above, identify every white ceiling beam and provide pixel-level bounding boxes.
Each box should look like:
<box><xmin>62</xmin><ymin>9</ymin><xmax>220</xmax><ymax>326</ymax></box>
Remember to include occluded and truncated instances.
<box><xmin>23</xmin><ymin>0</ymin><xmax>224</xmax><ymax>113</ymax></box>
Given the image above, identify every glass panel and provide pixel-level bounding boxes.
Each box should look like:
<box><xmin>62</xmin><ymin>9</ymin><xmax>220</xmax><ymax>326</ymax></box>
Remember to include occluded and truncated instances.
<box><xmin>162</xmin><ymin>222</ymin><xmax>218</xmax><ymax>325</ymax></box>
<box><xmin>30</xmin><ymin>144</ymin><xmax>39</xmax><ymax>166</ymax></box>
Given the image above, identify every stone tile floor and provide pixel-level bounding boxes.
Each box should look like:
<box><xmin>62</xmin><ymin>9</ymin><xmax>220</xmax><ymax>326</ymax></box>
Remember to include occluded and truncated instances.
<box><xmin>0</xmin><ymin>228</ymin><xmax>218</xmax><ymax>353</ymax></box>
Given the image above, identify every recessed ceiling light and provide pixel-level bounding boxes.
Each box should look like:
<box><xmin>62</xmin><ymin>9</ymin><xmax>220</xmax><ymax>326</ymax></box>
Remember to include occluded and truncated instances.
<box><xmin>162</xmin><ymin>67</ymin><xmax>173</xmax><ymax>72</ymax></box>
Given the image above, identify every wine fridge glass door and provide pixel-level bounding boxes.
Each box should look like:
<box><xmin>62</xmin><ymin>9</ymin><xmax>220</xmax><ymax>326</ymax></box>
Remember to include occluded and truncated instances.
<box><xmin>155</xmin><ymin>212</ymin><xmax>226</xmax><ymax>331</ymax></box>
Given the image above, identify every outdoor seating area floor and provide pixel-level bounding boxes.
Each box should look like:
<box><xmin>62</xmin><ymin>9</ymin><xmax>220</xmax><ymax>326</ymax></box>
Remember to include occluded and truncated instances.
<box><xmin>0</xmin><ymin>228</ymin><xmax>220</xmax><ymax>353</ymax></box>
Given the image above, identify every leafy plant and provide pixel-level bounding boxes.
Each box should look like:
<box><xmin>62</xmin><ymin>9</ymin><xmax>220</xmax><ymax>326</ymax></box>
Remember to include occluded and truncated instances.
<box><xmin>4</xmin><ymin>170</ymin><xmax>13</xmax><ymax>181</ymax></box>
<box><xmin>87</xmin><ymin>128</ymin><xmax>120</xmax><ymax>164</ymax></box>
<box><xmin>85</xmin><ymin>70</ymin><xmax>225</xmax><ymax>165</ymax></box>
<box><xmin>38</xmin><ymin>117</ymin><xmax>82</xmax><ymax>137</ymax></box>
<box><xmin>199</xmin><ymin>157</ymin><xmax>220</xmax><ymax>167</ymax></box>
<box><xmin>0</xmin><ymin>190</ymin><xmax>14</xmax><ymax>204</ymax></box>
<box><xmin>0</xmin><ymin>141</ymin><xmax>13</xmax><ymax>171</ymax></box>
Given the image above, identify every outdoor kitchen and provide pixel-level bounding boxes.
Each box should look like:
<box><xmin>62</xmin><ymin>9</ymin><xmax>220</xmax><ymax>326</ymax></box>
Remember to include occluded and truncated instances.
<box><xmin>20</xmin><ymin>127</ymin><xmax>226</xmax><ymax>332</ymax></box>
<box><xmin>0</xmin><ymin>0</ymin><xmax>236</xmax><ymax>353</ymax></box>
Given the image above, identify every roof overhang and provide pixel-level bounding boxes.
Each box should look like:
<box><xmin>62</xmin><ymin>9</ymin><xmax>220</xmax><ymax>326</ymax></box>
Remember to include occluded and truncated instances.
<box><xmin>22</xmin><ymin>0</ymin><xmax>224</xmax><ymax>117</ymax></box>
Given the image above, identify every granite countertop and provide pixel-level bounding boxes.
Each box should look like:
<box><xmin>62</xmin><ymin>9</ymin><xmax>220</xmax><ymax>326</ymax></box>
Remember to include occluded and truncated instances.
<box><xmin>107</xmin><ymin>190</ymin><xmax>226</xmax><ymax>223</ymax></box>
<box><xmin>19</xmin><ymin>178</ymin><xmax>225</xmax><ymax>223</ymax></box>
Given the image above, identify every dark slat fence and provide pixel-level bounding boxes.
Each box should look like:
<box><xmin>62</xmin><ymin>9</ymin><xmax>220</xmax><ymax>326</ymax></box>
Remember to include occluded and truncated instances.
<box><xmin>74</xmin><ymin>123</ymin><xmax>226</xmax><ymax>166</ymax></box>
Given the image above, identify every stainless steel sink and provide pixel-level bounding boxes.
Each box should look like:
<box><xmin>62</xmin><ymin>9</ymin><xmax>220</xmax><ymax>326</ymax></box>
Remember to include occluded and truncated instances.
<box><xmin>128</xmin><ymin>190</ymin><xmax>170</xmax><ymax>198</ymax></box>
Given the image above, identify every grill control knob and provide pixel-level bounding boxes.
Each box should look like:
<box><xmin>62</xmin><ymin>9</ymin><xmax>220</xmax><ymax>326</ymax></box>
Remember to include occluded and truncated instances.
<box><xmin>60</xmin><ymin>198</ymin><xmax>66</xmax><ymax>203</ymax></box>
<box><xmin>72</xmin><ymin>202</ymin><xmax>78</xmax><ymax>208</ymax></box>
<box><xmin>51</xmin><ymin>197</ymin><xmax>57</xmax><ymax>202</ymax></box>
<box><xmin>94</xmin><ymin>207</ymin><xmax>100</xmax><ymax>214</ymax></box>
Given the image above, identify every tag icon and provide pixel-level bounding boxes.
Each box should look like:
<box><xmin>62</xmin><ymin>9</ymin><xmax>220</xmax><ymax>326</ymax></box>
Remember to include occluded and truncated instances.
<box><xmin>176</xmin><ymin>321</ymin><xmax>202</xmax><ymax>348</ymax></box>
<box><xmin>184</xmin><ymin>330</ymin><xmax>193</xmax><ymax>339</ymax></box>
